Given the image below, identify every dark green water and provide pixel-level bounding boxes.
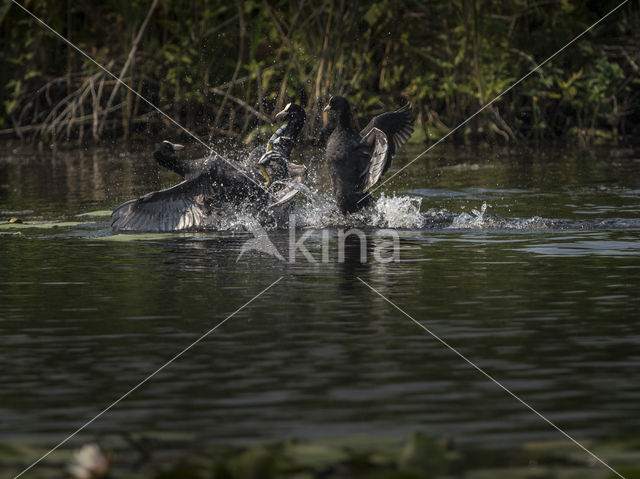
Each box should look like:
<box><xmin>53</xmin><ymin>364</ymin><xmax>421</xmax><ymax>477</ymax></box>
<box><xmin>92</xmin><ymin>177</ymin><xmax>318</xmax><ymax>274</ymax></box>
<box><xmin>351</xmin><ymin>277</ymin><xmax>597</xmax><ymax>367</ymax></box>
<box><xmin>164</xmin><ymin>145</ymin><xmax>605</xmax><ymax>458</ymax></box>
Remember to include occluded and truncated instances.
<box><xmin>1</xmin><ymin>143</ymin><xmax>640</xmax><ymax>466</ymax></box>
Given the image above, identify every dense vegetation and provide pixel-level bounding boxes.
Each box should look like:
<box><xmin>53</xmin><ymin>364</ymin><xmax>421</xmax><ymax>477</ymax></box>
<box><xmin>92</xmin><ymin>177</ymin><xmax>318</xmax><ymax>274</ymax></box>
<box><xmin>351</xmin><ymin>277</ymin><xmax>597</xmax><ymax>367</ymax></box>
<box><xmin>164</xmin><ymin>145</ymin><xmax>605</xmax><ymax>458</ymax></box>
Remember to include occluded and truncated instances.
<box><xmin>1</xmin><ymin>0</ymin><xmax>639</xmax><ymax>145</ymax></box>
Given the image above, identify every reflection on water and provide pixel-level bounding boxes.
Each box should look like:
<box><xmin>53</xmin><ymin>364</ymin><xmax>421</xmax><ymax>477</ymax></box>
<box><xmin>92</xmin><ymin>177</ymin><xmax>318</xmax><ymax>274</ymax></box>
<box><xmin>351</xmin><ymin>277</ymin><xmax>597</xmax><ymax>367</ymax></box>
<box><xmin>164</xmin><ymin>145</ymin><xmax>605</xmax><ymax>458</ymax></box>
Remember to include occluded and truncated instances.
<box><xmin>1</xmin><ymin>143</ymin><xmax>640</xmax><ymax>456</ymax></box>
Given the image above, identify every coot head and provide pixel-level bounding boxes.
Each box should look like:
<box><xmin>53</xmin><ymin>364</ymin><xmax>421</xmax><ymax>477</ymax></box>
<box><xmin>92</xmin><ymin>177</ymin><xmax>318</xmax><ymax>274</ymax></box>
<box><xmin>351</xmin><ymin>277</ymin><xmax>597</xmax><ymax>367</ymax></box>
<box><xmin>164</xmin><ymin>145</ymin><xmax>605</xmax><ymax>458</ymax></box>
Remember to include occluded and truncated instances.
<box><xmin>160</xmin><ymin>140</ymin><xmax>183</xmax><ymax>151</ymax></box>
<box><xmin>323</xmin><ymin>96</ymin><xmax>350</xmax><ymax>113</ymax></box>
<box><xmin>154</xmin><ymin>141</ymin><xmax>185</xmax><ymax>173</ymax></box>
<box><xmin>323</xmin><ymin>96</ymin><xmax>352</xmax><ymax>126</ymax></box>
<box><xmin>256</xmin><ymin>102</ymin><xmax>306</xmax><ymax>187</ymax></box>
<box><xmin>275</xmin><ymin>102</ymin><xmax>306</xmax><ymax>123</ymax></box>
<box><xmin>155</xmin><ymin>140</ymin><xmax>184</xmax><ymax>158</ymax></box>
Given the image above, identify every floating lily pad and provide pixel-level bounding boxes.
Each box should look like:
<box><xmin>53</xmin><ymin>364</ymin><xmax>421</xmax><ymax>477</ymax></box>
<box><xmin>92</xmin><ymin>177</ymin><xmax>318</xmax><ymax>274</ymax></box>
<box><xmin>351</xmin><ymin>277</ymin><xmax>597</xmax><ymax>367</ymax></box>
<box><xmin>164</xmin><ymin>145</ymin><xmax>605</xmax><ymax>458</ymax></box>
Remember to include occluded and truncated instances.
<box><xmin>0</xmin><ymin>432</ymin><xmax>637</xmax><ymax>479</ymax></box>
<box><xmin>524</xmin><ymin>439</ymin><xmax>589</xmax><ymax>452</ymax></box>
<box><xmin>464</xmin><ymin>465</ymin><xmax>606</xmax><ymax>479</ymax></box>
<box><xmin>0</xmin><ymin>220</ymin><xmax>94</xmax><ymax>230</ymax></box>
<box><xmin>227</xmin><ymin>444</ymin><xmax>278</xmax><ymax>478</ymax></box>
<box><xmin>1</xmin><ymin>209</ymin><xmax>34</xmax><ymax>215</ymax></box>
<box><xmin>398</xmin><ymin>432</ymin><xmax>448</xmax><ymax>476</ymax></box>
<box><xmin>281</xmin><ymin>441</ymin><xmax>348</xmax><ymax>470</ymax></box>
<box><xmin>0</xmin><ymin>441</ymin><xmax>34</xmax><ymax>461</ymax></box>
<box><xmin>75</xmin><ymin>210</ymin><xmax>113</xmax><ymax>217</ymax></box>
<box><xmin>99</xmin><ymin>233</ymin><xmax>198</xmax><ymax>242</ymax></box>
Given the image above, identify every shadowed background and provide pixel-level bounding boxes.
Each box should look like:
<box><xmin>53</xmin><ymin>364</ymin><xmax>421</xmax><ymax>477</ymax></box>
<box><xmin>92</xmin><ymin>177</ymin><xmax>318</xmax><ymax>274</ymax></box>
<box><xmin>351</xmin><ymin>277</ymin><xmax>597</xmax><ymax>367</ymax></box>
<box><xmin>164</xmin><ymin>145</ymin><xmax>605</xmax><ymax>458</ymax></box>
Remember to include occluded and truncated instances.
<box><xmin>1</xmin><ymin>0</ymin><xmax>639</xmax><ymax>145</ymax></box>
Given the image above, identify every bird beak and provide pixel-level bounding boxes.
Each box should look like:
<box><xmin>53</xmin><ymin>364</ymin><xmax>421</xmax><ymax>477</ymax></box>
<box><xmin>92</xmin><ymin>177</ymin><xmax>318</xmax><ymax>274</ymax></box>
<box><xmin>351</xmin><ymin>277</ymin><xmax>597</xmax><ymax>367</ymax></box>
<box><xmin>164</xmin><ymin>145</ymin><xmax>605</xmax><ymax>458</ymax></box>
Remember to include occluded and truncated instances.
<box><xmin>172</xmin><ymin>143</ymin><xmax>184</xmax><ymax>151</ymax></box>
<box><xmin>274</xmin><ymin>109</ymin><xmax>288</xmax><ymax>121</ymax></box>
<box><xmin>323</xmin><ymin>104</ymin><xmax>331</xmax><ymax>112</ymax></box>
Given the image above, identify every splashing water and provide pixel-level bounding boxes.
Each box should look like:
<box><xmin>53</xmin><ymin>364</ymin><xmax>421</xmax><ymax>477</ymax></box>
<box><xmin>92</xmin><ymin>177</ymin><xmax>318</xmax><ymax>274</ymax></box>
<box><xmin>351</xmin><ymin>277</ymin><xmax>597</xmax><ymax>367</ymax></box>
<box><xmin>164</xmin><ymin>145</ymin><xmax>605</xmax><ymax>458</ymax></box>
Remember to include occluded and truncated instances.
<box><xmin>450</xmin><ymin>201</ymin><xmax>491</xmax><ymax>228</ymax></box>
<box><xmin>270</xmin><ymin>180</ymin><xmax>314</xmax><ymax>196</ymax></box>
<box><xmin>192</xmin><ymin>192</ymin><xmax>558</xmax><ymax>233</ymax></box>
<box><xmin>200</xmin><ymin>207</ymin><xmax>260</xmax><ymax>232</ymax></box>
<box><xmin>290</xmin><ymin>191</ymin><xmax>425</xmax><ymax>229</ymax></box>
<box><xmin>291</xmin><ymin>189</ymin><xmax>345</xmax><ymax>228</ymax></box>
<box><xmin>472</xmin><ymin>201</ymin><xmax>488</xmax><ymax>218</ymax></box>
<box><xmin>370</xmin><ymin>194</ymin><xmax>425</xmax><ymax>228</ymax></box>
<box><xmin>446</xmin><ymin>201</ymin><xmax>553</xmax><ymax>230</ymax></box>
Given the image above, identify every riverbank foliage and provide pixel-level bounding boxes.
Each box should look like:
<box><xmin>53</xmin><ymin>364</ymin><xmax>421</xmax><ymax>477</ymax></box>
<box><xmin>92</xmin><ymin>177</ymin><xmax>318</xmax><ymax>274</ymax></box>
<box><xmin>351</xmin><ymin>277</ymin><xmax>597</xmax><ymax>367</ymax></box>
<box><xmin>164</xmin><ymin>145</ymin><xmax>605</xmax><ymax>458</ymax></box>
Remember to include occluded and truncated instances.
<box><xmin>1</xmin><ymin>1</ymin><xmax>639</xmax><ymax>145</ymax></box>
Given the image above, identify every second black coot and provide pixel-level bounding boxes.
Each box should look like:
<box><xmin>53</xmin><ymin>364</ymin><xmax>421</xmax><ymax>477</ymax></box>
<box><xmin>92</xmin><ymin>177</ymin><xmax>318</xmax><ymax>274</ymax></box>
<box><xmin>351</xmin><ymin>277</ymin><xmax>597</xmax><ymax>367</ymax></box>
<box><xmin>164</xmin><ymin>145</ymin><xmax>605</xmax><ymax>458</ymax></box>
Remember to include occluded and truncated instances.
<box><xmin>111</xmin><ymin>103</ymin><xmax>306</xmax><ymax>232</ymax></box>
<box><xmin>323</xmin><ymin>96</ymin><xmax>414</xmax><ymax>214</ymax></box>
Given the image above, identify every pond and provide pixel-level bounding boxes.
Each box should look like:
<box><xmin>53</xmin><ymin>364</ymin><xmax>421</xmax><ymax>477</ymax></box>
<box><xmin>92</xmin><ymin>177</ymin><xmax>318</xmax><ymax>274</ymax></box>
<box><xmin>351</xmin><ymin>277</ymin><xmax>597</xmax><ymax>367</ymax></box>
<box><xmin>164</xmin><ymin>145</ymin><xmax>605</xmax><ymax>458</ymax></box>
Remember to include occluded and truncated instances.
<box><xmin>1</xmin><ymin>141</ymin><xmax>640</xmax><ymax>476</ymax></box>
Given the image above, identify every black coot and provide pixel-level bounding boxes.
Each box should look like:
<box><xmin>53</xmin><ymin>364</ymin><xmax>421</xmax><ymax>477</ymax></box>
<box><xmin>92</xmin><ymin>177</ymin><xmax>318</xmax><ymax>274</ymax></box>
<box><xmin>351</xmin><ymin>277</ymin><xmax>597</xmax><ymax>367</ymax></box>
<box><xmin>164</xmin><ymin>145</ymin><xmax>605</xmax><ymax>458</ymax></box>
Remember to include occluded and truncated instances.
<box><xmin>111</xmin><ymin>103</ymin><xmax>307</xmax><ymax>232</ymax></box>
<box><xmin>323</xmin><ymin>96</ymin><xmax>414</xmax><ymax>214</ymax></box>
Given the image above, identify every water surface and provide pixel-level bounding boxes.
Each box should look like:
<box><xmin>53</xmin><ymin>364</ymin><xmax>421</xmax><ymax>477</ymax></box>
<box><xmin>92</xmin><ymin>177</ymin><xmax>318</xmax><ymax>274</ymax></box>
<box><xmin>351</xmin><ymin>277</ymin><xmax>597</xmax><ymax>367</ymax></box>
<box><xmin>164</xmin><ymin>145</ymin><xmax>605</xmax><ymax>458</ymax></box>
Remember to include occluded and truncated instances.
<box><xmin>1</xmin><ymin>143</ymin><xmax>639</xmax><ymax>458</ymax></box>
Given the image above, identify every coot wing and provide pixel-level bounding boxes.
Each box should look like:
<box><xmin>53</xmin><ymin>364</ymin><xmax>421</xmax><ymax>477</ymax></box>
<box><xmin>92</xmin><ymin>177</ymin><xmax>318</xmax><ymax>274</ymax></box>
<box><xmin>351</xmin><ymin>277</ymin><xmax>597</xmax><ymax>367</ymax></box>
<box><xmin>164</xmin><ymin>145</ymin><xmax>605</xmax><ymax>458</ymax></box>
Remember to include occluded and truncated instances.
<box><xmin>111</xmin><ymin>173</ymin><xmax>214</xmax><ymax>232</ymax></box>
<box><xmin>358</xmin><ymin>127</ymin><xmax>389</xmax><ymax>193</ymax></box>
<box><xmin>181</xmin><ymin>154</ymin><xmax>217</xmax><ymax>180</ymax></box>
<box><xmin>265</xmin><ymin>162</ymin><xmax>307</xmax><ymax>209</ymax></box>
<box><xmin>360</xmin><ymin>103</ymin><xmax>414</xmax><ymax>172</ymax></box>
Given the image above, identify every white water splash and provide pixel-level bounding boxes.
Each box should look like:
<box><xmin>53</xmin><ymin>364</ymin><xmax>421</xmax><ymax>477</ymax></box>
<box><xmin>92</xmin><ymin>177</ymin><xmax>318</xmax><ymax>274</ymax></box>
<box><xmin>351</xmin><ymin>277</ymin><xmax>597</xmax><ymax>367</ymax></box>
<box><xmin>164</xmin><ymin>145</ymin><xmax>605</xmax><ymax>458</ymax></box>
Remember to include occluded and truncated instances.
<box><xmin>370</xmin><ymin>193</ymin><xmax>425</xmax><ymax>228</ymax></box>
<box><xmin>184</xmin><ymin>194</ymin><xmax>556</xmax><ymax>232</ymax></box>
<box><xmin>290</xmin><ymin>188</ymin><xmax>344</xmax><ymax>228</ymax></box>
<box><xmin>450</xmin><ymin>201</ymin><xmax>491</xmax><ymax>228</ymax></box>
<box><xmin>291</xmin><ymin>191</ymin><xmax>425</xmax><ymax>229</ymax></box>
<box><xmin>448</xmin><ymin>201</ymin><xmax>551</xmax><ymax>230</ymax></box>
